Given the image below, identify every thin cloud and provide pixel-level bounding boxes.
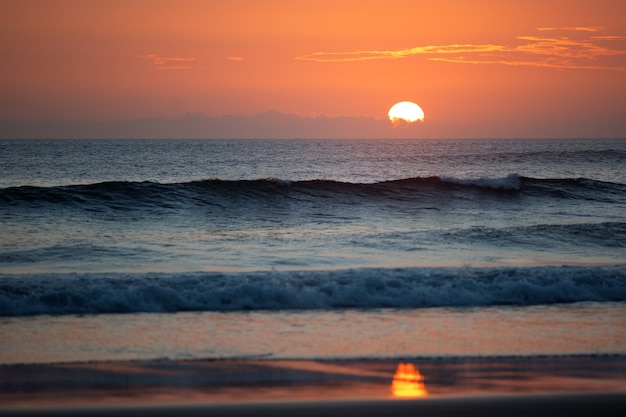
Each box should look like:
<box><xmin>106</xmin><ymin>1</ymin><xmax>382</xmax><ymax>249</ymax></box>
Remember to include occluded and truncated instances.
<box><xmin>514</xmin><ymin>35</ymin><xmax>625</xmax><ymax>60</ymax></box>
<box><xmin>296</xmin><ymin>27</ymin><xmax>626</xmax><ymax>71</ymax></box>
<box><xmin>428</xmin><ymin>57</ymin><xmax>623</xmax><ymax>71</ymax></box>
<box><xmin>157</xmin><ymin>66</ymin><xmax>194</xmax><ymax>70</ymax></box>
<box><xmin>137</xmin><ymin>54</ymin><xmax>197</xmax><ymax>69</ymax></box>
<box><xmin>592</xmin><ymin>35</ymin><xmax>626</xmax><ymax>40</ymax></box>
<box><xmin>297</xmin><ymin>44</ymin><xmax>504</xmax><ymax>62</ymax></box>
<box><xmin>537</xmin><ymin>26</ymin><xmax>604</xmax><ymax>32</ymax></box>
<box><xmin>226</xmin><ymin>56</ymin><xmax>246</xmax><ymax>61</ymax></box>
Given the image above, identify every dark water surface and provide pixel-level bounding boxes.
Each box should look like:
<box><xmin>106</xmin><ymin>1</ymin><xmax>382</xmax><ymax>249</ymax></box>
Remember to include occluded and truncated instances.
<box><xmin>1</xmin><ymin>139</ymin><xmax>625</xmax><ymax>363</ymax></box>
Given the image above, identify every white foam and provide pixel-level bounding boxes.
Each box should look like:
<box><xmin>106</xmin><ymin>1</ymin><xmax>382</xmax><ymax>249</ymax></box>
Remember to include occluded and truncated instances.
<box><xmin>441</xmin><ymin>173</ymin><xmax>521</xmax><ymax>190</ymax></box>
<box><xmin>1</xmin><ymin>265</ymin><xmax>625</xmax><ymax>316</ymax></box>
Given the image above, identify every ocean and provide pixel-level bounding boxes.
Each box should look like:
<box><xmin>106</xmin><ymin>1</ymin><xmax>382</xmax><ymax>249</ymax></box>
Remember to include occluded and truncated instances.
<box><xmin>1</xmin><ymin>138</ymin><xmax>625</xmax><ymax>368</ymax></box>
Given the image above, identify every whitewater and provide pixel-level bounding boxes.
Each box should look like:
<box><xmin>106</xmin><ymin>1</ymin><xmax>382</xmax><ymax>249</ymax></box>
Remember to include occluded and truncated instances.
<box><xmin>1</xmin><ymin>138</ymin><xmax>625</xmax><ymax>364</ymax></box>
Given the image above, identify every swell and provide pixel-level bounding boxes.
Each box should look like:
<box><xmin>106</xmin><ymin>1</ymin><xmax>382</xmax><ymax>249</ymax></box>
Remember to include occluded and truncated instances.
<box><xmin>1</xmin><ymin>265</ymin><xmax>625</xmax><ymax>316</ymax></box>
<box><xmin>1</xmin><ymin>175</ymin><xmax>624</xmax><ymax>210</ymax></box>
<box><xmin>444</xmin><ymin>222</ymin><xmax>626</xmax><ymax>249</ymax></box>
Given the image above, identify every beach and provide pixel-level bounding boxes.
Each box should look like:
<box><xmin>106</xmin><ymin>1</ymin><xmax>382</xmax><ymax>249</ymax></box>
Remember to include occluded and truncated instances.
<box><xmin>3</xmin><ymin>300</ymin><xmax>626</xmax><ymax>415</ymax></box>
<box><xmin>2</xmin><ymin>356</ymin><xmax>626</xmax><ymax>415</ymax></box>
<box><xmin>1</xmin><ymin>138</ymin><xmax>625</xmax><ymax>415</ymax></box>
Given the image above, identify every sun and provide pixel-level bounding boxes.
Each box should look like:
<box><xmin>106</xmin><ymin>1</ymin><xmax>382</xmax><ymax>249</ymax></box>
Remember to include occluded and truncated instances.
<box><xmin>388</xmin><ymin>101</ymin><xmax>425</xmax><ymax>126</ymax></box>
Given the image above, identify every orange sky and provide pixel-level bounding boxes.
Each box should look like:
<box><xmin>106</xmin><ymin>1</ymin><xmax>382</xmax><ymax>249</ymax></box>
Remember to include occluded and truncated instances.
<box><xmin>1</xmin><ymin>0</ymin><xmax>625</xmax><ymax>138</ymax></box>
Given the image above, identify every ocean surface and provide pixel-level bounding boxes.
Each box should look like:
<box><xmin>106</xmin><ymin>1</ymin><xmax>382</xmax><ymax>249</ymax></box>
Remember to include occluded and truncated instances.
<box><xmin>1</xmin><ymin>138</ymin><xmax>625</xmax><ymax>365</ymax></box>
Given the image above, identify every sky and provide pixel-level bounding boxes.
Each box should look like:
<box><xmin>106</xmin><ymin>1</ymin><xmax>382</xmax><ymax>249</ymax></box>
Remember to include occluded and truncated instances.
<box><xmin>1</xmin><ymin>0</ymin><xmax>626</xmax><ymax>139</ymax></box>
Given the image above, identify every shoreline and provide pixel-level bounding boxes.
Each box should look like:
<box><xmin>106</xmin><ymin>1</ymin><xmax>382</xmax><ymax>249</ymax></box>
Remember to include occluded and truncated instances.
<box><xmin>2</xmin><ymin>355</ymin><xmax>626</xmax><ymax>411</ymax></box>
<box><xmin>3</xmin><ymin>302</ymin><xmax>625</xmax><ymax>365</ymax></box>
<box><xmin>3</xmin><ymin>393</ymin><xmax>626</xmax><ymax>417</ymax></box>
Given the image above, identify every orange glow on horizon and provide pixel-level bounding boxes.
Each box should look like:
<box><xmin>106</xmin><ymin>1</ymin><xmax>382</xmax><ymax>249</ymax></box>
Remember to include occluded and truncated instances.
<box><xmin>1</xmin><ymin>1</ymin><xmax>625</xmax><ymax>139</ymax></box>
<box><xmin>391</xmin><ymin>363</ymin><xmax>428</xmax><ymax>398</ymax></box>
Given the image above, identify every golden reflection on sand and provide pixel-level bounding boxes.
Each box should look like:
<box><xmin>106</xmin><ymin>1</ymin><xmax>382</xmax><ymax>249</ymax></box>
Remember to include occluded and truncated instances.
<box><xmin>391</xmin><ymin>363</ymin><xmax>428</xmax><ymax>398</ymax></box>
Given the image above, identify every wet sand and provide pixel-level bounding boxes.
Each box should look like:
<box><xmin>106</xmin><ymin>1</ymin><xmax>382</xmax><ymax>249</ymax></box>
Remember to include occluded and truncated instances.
<box><xmin>1</xmin><ymin>356</ymin><xmax>625</xmax><ymax>416</ymax></box>
<box><xmin>3</xmin><ymin>393</ymin><xmax>626</xmax><ymax>417</ymax></box>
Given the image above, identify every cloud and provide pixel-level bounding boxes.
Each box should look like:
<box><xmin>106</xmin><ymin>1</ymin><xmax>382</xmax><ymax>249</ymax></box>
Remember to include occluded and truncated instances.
<box><xmin>137</xmin><ymin>54</ymin><xmax>197</xmax><ymax>69</ymax></box>
<box><xmin>537</xmin><ymin>26</ymin><xmax>604</xmax><ymax>32</ymax></box>
<box><xmin>592</xmin><ymin>36</ymin><xmax>626</xmax><ymax>40</ymax></box>
<box><xmin>296</xmin><ymin>27</ymin><xmax>626</xmax><ymax>71</ymax></box>
<box><xmin>3</xmin><ymin>109</ymin><xmax>625</xmax><ymax>140</ymax></box>
<box><xmin>296</xmin><ymin>44</ymin><xmax>504</xmax><ymax>62</ymax></box>
<box><xmin>1</xmin><ymin>111</ymin><xmax>426</xmax><ymax>139</ymax></box>
<box><xmin>226</xmin><ymin>56</ymin><xmax>246</xmax><ymax>61</ymax></box>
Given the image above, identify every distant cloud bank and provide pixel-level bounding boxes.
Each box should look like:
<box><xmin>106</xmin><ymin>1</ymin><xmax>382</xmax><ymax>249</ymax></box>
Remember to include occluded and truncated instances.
<box><xmin>0</xmin><ymin>111</ymin><xmax>420</xmax><ymax>139</ymax></box>
<box><xmin>3</xmin><ymin>108</ymin><xmax>624</xmax><ymax>139</ymax></box>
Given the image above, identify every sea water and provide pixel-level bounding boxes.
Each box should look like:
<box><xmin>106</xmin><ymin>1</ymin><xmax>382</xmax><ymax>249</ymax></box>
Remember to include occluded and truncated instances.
<box><xmin>1</xmin><ymin>138</ymin><xmax>625</xmax><ymax>364</ymax></box>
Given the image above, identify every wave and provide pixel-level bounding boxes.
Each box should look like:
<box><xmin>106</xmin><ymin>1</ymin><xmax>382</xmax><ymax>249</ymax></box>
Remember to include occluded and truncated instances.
<box><xmin>1</xmin><ymin>265</ymin><xmax>625</xmax><ymax>316</ymax></box>
<box><xmin>1</xmin><ymin>175</ymin><xmax>624</xmax><ymax>210</ymax></box>
<box><xmin>445</xmin><ymin>222</ymin><xmax>626</xmax><ymax>249</ymax></box>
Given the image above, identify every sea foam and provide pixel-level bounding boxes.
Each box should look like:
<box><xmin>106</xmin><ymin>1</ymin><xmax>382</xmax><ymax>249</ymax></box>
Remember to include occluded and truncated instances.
<box><xmin>1</xmin><ymin>265</ymin><xmax>625</xmax><ymax>316</ymax></box>
<box><xmin>441</xmin><ymin>173</ymin><xmax>521</xmax><ymax>190</ymax></box>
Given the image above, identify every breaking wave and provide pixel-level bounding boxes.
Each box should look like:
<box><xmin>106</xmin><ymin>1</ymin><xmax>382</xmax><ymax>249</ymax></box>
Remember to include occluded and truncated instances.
<box><xmin>1</xmin><ymin>175</ymin><xmax>623</xmax><ymax>210</ymax></box>
<box><xmin>1</xmin><ymin>265</ymin><xmax>625</xmax><ymax>316</ymax></box>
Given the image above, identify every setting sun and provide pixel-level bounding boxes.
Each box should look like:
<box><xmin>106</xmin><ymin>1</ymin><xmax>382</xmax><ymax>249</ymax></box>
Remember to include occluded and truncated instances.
<box><xmin>388</xmin><ymin>101</ymin><xmax>425</xmax><ymax>126</ymax></box>
<box><xmin>1</xmin><ymin>2</ymin><xmax>625</xmax><ymax>139</ymax></box>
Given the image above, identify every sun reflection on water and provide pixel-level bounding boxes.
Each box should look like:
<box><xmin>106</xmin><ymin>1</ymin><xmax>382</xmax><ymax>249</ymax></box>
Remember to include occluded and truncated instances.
<box><xmin>391</xmin><ymin>362</ymin><xmax>428</xmax><ymax>398</ymax></box>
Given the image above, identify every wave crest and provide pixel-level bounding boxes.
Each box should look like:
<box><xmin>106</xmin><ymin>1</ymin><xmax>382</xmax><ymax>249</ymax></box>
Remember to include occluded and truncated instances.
<box><xmin>1</xmin><ymin>174</ymin><xmax>622</xmax><ymax>210</ymax></box>
<box><xmin>1</xmin><ymin>265</ymin><xmax>625</xmax><ymax>316</ymax></box>
<box><xmin>441</xmin><ymin>173</ymin><xmax>521</xmax><ymax>190</ymax></box>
